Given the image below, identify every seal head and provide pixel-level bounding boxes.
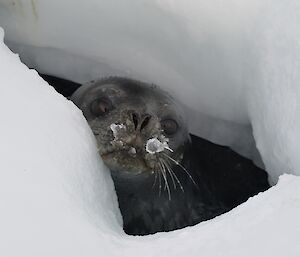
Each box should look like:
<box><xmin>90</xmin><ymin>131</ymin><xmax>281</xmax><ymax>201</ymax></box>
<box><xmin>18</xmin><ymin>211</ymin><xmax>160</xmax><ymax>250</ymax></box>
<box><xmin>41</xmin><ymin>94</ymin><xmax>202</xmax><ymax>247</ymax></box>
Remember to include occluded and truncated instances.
<box><xmin>71</xmin><ymin>77</ymin><xmax>189</xmax><ymax>183</ymax></box>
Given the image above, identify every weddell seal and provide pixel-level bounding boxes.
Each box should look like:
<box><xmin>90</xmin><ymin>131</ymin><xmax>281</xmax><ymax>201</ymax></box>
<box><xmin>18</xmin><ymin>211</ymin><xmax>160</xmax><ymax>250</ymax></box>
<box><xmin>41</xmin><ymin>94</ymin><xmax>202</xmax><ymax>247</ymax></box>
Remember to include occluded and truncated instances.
<box><xmin>42</xmin><ymin>75</ymin><xmax>270</xmax><ymax>235</ymax></box>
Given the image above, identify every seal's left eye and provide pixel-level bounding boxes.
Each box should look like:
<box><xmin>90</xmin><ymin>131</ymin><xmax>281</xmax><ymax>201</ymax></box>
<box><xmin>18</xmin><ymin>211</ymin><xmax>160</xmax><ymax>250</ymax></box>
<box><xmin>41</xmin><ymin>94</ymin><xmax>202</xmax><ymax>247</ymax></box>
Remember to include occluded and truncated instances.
<box><xmin>161</xmin><ymin>119</ymin><xmax>178</xmax><ymax>136</ymax></box>
<box><xmin>90</xmin><ymin>97</ymin><xmax>113</xmax><ymax>116</ymax></box>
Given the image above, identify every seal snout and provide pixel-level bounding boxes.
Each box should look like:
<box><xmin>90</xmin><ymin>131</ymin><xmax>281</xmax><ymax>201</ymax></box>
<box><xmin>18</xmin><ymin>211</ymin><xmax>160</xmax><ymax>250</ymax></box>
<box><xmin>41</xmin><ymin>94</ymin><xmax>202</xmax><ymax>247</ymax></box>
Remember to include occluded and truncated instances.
<box><xmin>71</xmin><ymin>77</ymin><xmax>187</xmax><ymax>175</ymax></box>
<box><xmin>129</xmin><ymin>111</ymin><xmax>152</xmax><ymax>132</ymax></box>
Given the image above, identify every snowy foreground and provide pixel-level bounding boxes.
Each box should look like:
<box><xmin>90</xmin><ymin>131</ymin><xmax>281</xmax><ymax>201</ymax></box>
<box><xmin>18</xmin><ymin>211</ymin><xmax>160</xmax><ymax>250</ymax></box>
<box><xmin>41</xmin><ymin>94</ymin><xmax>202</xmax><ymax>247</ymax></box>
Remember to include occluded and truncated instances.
<box><xmin>1</xmin><ymin>0</ymin><xmax>300</xmax><ymax>256</ymax></box>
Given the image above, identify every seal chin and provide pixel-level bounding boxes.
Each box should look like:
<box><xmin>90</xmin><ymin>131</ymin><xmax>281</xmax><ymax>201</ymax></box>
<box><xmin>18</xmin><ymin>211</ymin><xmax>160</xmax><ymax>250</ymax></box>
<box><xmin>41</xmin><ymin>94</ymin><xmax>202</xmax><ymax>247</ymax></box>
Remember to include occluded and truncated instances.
<box><xmin>101</xmin><ymin>150</ymin><xmax>152</xmax><ymax>175</ymax></box>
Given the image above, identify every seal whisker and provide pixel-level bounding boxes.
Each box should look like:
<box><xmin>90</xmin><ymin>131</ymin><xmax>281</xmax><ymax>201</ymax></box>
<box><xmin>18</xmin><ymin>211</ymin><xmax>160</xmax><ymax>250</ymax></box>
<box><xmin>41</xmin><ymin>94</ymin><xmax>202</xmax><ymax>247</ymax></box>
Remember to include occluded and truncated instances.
<box><xmin>163</xmin><ymin>153</ymin><xmax>198</xmax><ymax>187</ymax></box>
<box><xmin>156</xmin><ymin>159</ymin><xmax>162</xmax><ymax>195</ymax></box>
<box><xmin>159</xmin><ymin>161</ymin><xmax>171</xmax><ymax>201</ymax></box>
<box><xmin>160</xmin><ymin>158</ymin><xmax>174</xmax><ymax>197</ymax></box>
<box><xmin>158</xmin><ymin>167</ymin><xmax>162</xmax><ymax>197</ymax></box>
<box><xmin>160</xmin><ymin>158</ymin><xmax>176</xmax><ymax>190</ymax></box>
<box><xmin>160</xmin><ymin>162</ymin><xmax>168</xmax><ymax>191</ymax></box>
<box><xmin>152</xmin><ymin>169</ymin><xmax>158</xmax><ymax>189</ymax></box>
<box><xmin>162</xmin><ymin>158</ymin><xmax>185</xmax><ymax>193</ymax></box>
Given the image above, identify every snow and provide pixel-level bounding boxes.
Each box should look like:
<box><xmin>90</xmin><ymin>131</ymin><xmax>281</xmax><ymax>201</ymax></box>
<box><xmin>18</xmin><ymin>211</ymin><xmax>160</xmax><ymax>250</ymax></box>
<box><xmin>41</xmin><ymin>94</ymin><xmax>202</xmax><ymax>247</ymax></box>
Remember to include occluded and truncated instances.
<box><xmin>247</xmin><ymin>0</ymin><xmax>300</xmax><ymax>183</ymax></box>
<box><xmin>0</xmin><ymin>0</ymin><xmax>300</xmax><ymax>256</ymax></box>
<box><xmin>0</xmin><ymin>28</ymin><xmax>123</xmax><ymax>256</ymax></box>
<box><xmin>110</xmin><ymin>123</ymin><xmax>127</xmax><ymax>141</ymax></box>
<box><xmin>146</xmin><ymin>137</ymin><xmax>173</xmax><ymax>154</ymax></box>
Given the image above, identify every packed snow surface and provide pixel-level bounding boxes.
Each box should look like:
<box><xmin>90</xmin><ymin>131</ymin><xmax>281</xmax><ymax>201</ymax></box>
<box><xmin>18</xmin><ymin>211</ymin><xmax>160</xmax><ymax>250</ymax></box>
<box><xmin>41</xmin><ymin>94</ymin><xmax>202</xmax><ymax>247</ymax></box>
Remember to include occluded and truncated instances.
<box><xmin>0</xmin><ymin>0</ymin><xmax>300</xmax><ymax>256</ymax></box>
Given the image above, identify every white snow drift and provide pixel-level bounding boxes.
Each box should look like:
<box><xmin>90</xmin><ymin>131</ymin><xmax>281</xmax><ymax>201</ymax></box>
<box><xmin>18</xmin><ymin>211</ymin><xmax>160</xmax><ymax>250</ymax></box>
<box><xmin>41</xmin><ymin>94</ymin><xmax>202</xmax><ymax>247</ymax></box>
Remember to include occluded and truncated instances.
<box><xmin>0</xmin><ymin>0</ymin><xmax>300</xmax><ymax>256</ymax></box>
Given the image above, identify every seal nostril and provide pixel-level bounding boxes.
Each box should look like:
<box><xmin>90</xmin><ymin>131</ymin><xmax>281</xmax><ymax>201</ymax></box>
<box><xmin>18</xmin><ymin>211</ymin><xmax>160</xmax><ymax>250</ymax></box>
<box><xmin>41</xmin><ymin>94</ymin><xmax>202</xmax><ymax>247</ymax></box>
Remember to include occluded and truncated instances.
<box><xmin>132</xmin><ymin>112</ymin><xmax>139</xmax><ymax>130</ymax></box>
<box><xmin>140</xmin><ymin>115</ymin><xmax>151</xmax><ymax>131</ymax></box>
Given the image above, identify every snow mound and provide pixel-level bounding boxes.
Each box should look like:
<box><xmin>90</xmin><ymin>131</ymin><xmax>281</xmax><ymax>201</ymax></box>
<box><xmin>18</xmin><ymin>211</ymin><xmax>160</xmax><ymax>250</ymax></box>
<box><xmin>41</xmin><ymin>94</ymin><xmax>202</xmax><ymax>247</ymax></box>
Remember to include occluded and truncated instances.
<box><xmin>0</xmin><ymin>28</ymin><xmax>123</xmax><ymax>256</ymax></box>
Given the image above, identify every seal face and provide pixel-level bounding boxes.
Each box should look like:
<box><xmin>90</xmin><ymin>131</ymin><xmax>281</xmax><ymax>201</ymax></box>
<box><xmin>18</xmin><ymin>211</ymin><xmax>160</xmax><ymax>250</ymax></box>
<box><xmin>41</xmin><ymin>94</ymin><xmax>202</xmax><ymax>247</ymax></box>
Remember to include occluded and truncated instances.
<box><xmin>71</xmin><ymin>77</ymin><xmax>189</xmax><ymax>183</ymax></box>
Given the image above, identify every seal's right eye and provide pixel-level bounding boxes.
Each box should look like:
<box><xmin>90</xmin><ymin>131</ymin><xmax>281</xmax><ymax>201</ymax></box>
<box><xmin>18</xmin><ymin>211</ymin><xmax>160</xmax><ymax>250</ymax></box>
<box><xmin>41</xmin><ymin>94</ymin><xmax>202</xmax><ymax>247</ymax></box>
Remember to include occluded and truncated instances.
<box><xmin>90</xmin><ymin>97</ymin><xmax>113</xmax><ymax>116</ymax></box>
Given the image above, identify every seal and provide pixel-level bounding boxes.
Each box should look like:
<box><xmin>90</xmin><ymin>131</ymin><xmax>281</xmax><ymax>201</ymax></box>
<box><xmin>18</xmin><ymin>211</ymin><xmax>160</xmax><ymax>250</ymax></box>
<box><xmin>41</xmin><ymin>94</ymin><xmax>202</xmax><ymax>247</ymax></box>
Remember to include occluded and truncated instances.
<box><xmin>41</xmin><ymin>74</ymin><xmax>270</xmax><ymax>235</ymax></box>
<box><xmin>69</xmin><ymin>77</ymin><xmax>270</xmax><ymax>235</ymax></box>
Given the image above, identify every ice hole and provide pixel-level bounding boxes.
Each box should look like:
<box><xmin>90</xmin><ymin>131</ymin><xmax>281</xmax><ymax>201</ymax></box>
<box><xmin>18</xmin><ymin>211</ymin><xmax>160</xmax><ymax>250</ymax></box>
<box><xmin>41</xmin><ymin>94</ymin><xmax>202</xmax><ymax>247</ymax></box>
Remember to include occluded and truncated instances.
<box><xmin>2</xmin><ymin>41</ymin><xmax>271</xmax><ymax>235</ymax></box>
<box><xmin>2</xmin><ymin>28</ymin><xmax>270</xmax><ymax>231</ymax></box>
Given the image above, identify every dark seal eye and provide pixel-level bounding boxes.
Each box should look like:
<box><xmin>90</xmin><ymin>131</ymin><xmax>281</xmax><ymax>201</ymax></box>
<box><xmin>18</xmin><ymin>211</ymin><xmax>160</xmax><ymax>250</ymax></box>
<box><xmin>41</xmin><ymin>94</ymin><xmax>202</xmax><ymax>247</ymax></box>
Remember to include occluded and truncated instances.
<box><xmin>90</xmin><ymin>97</ymin><xmax>113</xmax><ymax>116</ymax></box>
<box><xmin>161</xmin><ymin>119</ymin><xmax>178</xmax><ymax>136</ymax></box>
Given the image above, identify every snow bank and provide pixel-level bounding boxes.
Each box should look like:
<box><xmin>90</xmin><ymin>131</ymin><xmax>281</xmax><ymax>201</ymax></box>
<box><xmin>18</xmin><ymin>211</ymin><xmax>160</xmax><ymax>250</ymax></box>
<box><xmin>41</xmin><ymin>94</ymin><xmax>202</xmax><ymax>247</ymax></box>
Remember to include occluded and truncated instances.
<box><xmin>247</xmin><ymin>0</ymin><xmax>300</xmax><ymax>182</ymax></box>
<box><xmin>0</xmin><ymin>28</ymin><xmax>123</xmax><ymax>256</ymax></box>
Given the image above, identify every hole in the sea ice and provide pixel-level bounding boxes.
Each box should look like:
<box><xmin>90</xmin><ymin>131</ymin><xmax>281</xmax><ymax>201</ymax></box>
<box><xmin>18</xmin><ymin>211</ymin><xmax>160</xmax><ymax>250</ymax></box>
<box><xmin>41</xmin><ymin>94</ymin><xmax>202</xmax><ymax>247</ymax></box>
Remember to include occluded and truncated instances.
<box><xmin>6</xmin><ymin>45</ymin><xmax>270</xmax><ymax>236</ymax></box>
<box><xmin>40</xmin><ymin>72</ymin><xmax>271</xmax><ymax>236</ymax></box>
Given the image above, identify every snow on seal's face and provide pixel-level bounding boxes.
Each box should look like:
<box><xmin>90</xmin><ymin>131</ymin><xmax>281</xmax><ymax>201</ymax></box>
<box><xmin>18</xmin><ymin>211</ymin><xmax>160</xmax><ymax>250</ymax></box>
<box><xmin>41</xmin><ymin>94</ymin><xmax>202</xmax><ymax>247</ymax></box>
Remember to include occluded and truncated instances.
<box><xmin>71</xmin><ymin>77</ymin><xmax>189</xmax><ymax>179</ymax></box>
